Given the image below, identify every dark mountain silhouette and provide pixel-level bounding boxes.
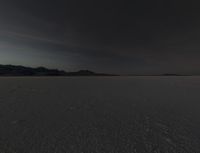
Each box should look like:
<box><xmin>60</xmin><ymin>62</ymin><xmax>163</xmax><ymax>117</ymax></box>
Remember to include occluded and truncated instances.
<box><xmin>0</xmin><ymin>65</ymin><xmax>66</xmax><ymax>76</ymax></box>
<box><xmin>161</xmin><ymin>73</ymin><xmax>184</xmax><ymax>76</ymax></box>
<box><xmin>66</xmin><ymin>70</ymin><xmax>116</xmax><ymax>76</ymax></box>
<box><xmin>0</xmin><ymin>64</ymin><xmax>116</xmax><ymax>76</ymax></box>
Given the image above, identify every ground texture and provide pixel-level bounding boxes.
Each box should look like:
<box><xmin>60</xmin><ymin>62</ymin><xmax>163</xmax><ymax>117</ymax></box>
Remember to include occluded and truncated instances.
<box><xmin>0</xmin><ymin>77</ymin><xmax>200</xmax><ymax>153</ymax></box>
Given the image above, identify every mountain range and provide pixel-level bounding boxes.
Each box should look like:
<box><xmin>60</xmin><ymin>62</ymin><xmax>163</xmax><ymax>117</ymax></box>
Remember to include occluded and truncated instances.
<box><xmin>0</xmin><ymin>64</ymin><xmax>116</xmax><ymax>76</ymax></box>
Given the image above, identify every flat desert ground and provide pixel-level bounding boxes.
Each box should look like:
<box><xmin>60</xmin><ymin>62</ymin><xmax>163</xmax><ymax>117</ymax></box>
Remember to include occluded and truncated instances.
<box><xmin>0</xmin><ymin>77</ymin><xmax>200</xmax><ymax>153</ymax></box>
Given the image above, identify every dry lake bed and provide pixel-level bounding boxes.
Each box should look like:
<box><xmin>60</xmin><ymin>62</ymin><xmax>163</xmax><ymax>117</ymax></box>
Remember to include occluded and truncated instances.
<box><xmin>0</xmin><ymin>76</ymin><xmax>200</xmax><ymax>153</ymax></box>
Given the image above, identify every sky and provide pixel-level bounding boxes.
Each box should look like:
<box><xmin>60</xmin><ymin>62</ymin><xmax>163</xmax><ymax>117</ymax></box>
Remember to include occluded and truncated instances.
<box><xmin>0</xmin><ymin>0</ymin><xmax>200</xmax><ymax>74</ymax></box>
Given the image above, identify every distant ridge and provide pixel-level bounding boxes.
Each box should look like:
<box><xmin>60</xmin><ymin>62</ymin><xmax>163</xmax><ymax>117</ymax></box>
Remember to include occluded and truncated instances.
<box><xmin>0</xmin><ymin>64</ymin><xmax>117</xmax><ymax>76</ymax></box>
<box><xmin>162</xmin><ymin>73</ymin><xmax>183</xmax><ymax>76</ymax></box>
<box><xmin>66</xmin><ymin>70</ymin><xmax>117</xmax><ymax>76</ymax></box>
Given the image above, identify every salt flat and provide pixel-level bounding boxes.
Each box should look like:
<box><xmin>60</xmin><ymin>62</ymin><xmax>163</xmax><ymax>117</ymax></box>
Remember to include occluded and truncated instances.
<box><xmin>0</xmin><ymin>77</ymin><xmax>200</xmax><ymax>153</ymax></box>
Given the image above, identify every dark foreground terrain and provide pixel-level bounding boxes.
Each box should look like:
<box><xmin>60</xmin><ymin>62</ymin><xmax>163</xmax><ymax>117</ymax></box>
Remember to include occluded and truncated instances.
<box><xmin>0</xmin><ymin>77</ymin><xmax>200</xmax><ymax>153</ymax></box>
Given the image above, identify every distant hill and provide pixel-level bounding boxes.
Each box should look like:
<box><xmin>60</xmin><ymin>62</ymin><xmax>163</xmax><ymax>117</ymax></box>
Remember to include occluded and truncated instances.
<box><xmin>162</xmin><ymin>73</ymin><xmax>182</xmax><ymax>76</ymax></box>
<box><xmin>66</xmin><ymin>70</ymin><xmax>116</xmax><ymax>76</ymax></box>
<box><xmin>0</xmin><ymin>65</ymin><xmax>66</xmax><ymax>76</ymax></box>
<box><xmin>0</xmin><ymin>64</ymin><xmax>116</xmax><ymax>76</ymax></box>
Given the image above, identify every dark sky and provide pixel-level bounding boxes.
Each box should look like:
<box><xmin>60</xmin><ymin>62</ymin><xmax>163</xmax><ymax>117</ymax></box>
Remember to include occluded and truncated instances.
<box><xmin>0</xmin><ymin>0</ymin><xmax>200</xmax><ymax>74</ymax></box>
